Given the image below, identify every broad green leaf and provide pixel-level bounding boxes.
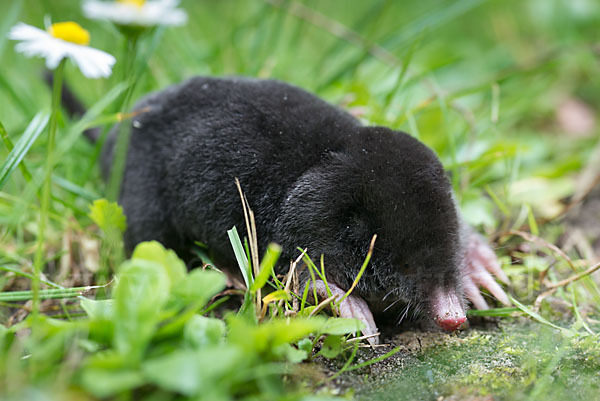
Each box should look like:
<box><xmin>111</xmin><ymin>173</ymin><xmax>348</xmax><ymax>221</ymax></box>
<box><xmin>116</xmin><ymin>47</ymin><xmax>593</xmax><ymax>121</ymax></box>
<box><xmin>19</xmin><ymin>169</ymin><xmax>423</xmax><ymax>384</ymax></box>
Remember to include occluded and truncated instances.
<box><xmin>0</xmin><ymin>323</ymin><xmax>14</xmax><ymax>353</ymax></box>
<box><xmin>89</xmin><ymin>199</ymin><xmax>127</xmax><ymax>234</ymax></box>
<box><xmin>80</xmin><ymin>368</ymin><xmax>145</xmax><ymax>398</ymax></box>
<box><xmin>297</xmin><ymin>337</ymin><xmax>313</xmax><ymax>355</ymax></box>
<box><xmin>80</xmin><ymin>298</ymin><xmax>113</xmax><ymax>321</ymax></box>
<box><xmin>113</xmin><ymin>259</ymin><xmax>170</xmax><ymax>361</ymax></box>
<box><xmin>320</xmin><ymin>318</ymin><xmax>365</xmax><ymax>336</ymax></box>
<box><xmin>142</xmin><ymin>346</ymin><xmax>242</xmax><ymax>396</ymax></box>
<box><xmin>184</xmin><ymin>315</ymin><xmax>226</xmax><ymax>349</ymax></box>
<box><xmin>228</xmin><ymin>316</ymin><xmax>326</xmax><ymax>354</ymax></box>
<box><xmin>0</xmin><ymin>112</ymin><xmax>49</xmax><ymax>189</ymax></box>
<box><xmin>273</xmin><ymin>343</ymin><xmax>308</xmax><ymax>363</ymax></box>
<box><xmin>318</xmin><ymin>334</ymin><xmax>343</xmax><ymax>359</ymax></box>
<box><xmin>171</xmin><ymin>269</ymin><xmax>226</xmax><ymax>306</ymax></box>
<box><xmin>142</xmin><ymin>351</ymin><xmax>202</xmax><ymax>396</ymax></box>
<box><xmin>131</xmin><ymin>241</ymin><xmax>186</xmax><ymax>286</ymax></box>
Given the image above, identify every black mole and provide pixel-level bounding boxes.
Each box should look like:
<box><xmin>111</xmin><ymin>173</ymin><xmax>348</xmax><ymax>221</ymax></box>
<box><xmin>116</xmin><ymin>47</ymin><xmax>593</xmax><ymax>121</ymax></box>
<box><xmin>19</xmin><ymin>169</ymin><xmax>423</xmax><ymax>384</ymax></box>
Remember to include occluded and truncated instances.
<box><xmin>101</xmin><ymin>76</ymin><xmax>510</xmax><ymax>344</ymax></box>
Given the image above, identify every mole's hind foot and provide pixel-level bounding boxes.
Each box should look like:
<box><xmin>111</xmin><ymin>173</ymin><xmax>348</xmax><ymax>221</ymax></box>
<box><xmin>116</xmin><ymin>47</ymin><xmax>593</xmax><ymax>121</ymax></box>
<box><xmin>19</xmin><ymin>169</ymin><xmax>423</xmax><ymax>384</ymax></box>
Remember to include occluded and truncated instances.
<box><xmin>463</xmin><ymin>233</ymin><xmax>511</xmax><ymax>310</ymax></box>
<box><xmin>310</xmin><ymin>280</ymin><xmax>379</xmax><ymax>345</ymax></box>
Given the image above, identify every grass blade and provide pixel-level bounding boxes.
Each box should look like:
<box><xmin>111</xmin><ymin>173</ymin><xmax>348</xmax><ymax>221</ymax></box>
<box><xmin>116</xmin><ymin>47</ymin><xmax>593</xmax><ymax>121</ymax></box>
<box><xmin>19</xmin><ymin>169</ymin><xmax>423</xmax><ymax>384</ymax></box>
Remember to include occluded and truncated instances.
<box><xmin>0</xmin><ymin>119</ymin><xmax>31</xmax><ymax>182</ymax></box>
<box><xmin>0</xmin><ymin>112</ymin><xmax>49</xmax><ymax>190</ymax></box>
<box><xmin>509</xmin><ymin>295</ymin><xmax>569</xmax><ymax>333</ymax></box>
<box><xmin>250</xmin><ymin>243</ymin><xmax>282</xmax><ymax>292</ymax></box>
<box><xmin>0</xmin><ymin>285</ymin><xmax>107</xmax><ymax>302</ymax></box>
<box><xmin>228</xmin><ymin>226</ymin><xmax>252</xmax><ymax>288</ymax></box>
<box><xmin>52</xmin><ymin>175</ymin><xmax>100</xmax><ymax>201</ymax></box>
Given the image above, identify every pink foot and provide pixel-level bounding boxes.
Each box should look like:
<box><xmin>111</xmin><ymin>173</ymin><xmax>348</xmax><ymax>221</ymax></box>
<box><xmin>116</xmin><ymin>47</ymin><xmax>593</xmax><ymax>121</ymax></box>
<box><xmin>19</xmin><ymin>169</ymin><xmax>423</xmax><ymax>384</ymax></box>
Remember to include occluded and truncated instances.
<box><xmin>464</xmin><ymin>233</ymin><xmax>511</xmax><ymax>309</ymax></box>
<box><xmin>311</xmin><ymin>280</ymin><xmax>379</xmax><ymax>345</ymax></box>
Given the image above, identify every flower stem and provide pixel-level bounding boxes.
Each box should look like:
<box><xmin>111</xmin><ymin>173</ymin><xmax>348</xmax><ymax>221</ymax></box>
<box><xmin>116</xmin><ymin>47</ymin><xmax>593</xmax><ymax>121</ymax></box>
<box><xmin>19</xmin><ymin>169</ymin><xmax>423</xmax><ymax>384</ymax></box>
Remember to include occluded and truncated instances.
<box><xmin>32</xmin><ymin>59</ymin><xmax>65</xmax><ymax>322</ymax></box>
<box><xmin>107</xmin><ymin>34</ymin><xmax>140</xmax><ymax>202</ymax></box>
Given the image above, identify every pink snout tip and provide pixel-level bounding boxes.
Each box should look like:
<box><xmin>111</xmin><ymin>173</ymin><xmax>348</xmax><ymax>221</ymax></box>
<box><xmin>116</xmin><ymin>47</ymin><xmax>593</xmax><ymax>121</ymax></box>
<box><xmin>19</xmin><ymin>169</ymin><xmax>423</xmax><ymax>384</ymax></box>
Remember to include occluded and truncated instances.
<box><xmin>431</xmin><ymin>287</ymin><xmax>467</xmax><ymax>332</ymax></box>
<box><xmin>436</xmin><ymin>316</ymin><xmax>467</xmax><ymax>332</ymax></box>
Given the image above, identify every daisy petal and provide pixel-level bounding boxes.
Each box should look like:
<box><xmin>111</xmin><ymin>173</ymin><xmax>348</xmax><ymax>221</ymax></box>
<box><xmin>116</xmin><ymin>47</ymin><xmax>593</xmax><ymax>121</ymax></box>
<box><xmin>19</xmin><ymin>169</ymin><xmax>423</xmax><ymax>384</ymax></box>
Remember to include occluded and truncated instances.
<box><xmin>68</xmin><ymin>43</ymin><xmax>116</xmax><ymax>78</ymax></box>
<box><xmin>9</xmin><ymin>21</ymin><xmax>114</xmax><ymax>79</ymax></box>
<box><xmin>8</xmin><ymin>23</ymin><xmax>48</xmax><ymax>41</ymax></box>
<box><xmin>83</xmin><ymin>0</ymin><xmax>187</xmax><ymax>27</ymax></box>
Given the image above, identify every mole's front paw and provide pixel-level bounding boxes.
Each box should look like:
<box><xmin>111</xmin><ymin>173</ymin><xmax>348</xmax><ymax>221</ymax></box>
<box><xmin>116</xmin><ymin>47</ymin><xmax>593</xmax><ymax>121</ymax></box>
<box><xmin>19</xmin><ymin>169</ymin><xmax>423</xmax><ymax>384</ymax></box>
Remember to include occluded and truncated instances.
<box><xmin>463</xmin><ymin>233</ymin><xmax>510</xmax><ymax>309</ymax></box>
<box><xmin>310</xmin><ymin>280</ymin><xmax>380</xmax><ymax>345</ymax></box>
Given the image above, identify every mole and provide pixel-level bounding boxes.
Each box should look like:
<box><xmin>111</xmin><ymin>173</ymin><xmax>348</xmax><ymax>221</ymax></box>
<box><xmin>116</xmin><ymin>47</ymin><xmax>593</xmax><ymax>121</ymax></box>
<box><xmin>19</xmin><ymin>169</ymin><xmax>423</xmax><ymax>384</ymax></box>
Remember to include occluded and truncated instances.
<box><xmin>96</xmin><ymin>76</ymin><xmax>510</xmax><ymax>344</ymax></box>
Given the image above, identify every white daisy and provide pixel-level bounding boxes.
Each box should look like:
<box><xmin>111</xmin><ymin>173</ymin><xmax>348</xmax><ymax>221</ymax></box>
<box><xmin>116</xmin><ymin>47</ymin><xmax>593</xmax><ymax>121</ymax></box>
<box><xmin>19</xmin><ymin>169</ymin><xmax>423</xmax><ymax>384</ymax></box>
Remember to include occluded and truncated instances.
<box><xmin>9</xmin><ymin>21</ymin><xmax>115</xmax><ymax>78</ymax></box>
<box><xmin>82</xmin><ymin>0</ymin><xmax>188</xmax><ymax>27</ymax></box>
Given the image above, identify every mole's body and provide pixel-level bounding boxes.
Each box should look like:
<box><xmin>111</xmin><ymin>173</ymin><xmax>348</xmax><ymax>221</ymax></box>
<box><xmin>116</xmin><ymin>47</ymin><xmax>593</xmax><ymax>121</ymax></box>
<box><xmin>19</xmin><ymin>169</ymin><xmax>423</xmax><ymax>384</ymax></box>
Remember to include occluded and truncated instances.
<box><xmin>102</xmin><ymin>76</ymin><xmax>509</xmax><ymax>343</ymax></box>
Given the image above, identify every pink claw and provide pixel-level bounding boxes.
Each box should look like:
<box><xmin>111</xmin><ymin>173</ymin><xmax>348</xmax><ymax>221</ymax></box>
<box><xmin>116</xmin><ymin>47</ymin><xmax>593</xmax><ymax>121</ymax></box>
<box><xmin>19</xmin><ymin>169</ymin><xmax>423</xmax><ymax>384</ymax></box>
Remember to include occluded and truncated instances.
<box><xmin>310</xmin><ymin>280</ymin><xmax>380</xmax><ymax>345</ymax></box>
<box><xmin>465</xmin><ymin>233</ymin><xmax>511</xmax><ymax>308</ymax></box>
<box><xmin>462</xmin><ymin>275</ymin><xmax>490</xmax><ymax>310</ymax></box>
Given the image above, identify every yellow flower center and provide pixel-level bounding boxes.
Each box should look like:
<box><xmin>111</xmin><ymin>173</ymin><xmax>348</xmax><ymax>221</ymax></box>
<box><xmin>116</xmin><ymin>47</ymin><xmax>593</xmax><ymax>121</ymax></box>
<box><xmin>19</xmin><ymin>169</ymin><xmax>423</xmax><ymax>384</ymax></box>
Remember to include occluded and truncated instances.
<box><xmin>118</xmin><ymin>0</ymin><xmax>146</xmax><ymax>7</ymax></box>
<box><xmin>48</xmin><ymin>22</ymin><xmax>90</xmax><ymax>46</ymax></box>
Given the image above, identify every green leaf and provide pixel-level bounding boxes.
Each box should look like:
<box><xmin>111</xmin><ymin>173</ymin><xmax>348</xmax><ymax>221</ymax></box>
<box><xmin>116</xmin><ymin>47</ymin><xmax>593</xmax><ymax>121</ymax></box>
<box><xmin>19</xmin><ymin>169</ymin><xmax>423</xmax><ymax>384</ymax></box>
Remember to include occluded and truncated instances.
<box><xmin>171</xmin><ymin>269</ymin><xmax>227</xmax><ymax>306</ymax></box>
<box><xmin>318</xmin><ymin>335</ymin><xmax>343</xmax><ymax>359</ymax></box>
<box><xmin>0</xmin><ymin>112</ymin><xmax>49</xmax><ymax>190</ymax></box>
<box><xmin>320</xmin><ymin>318</ymin><xmax>365</xmax><ymax>336</ymax></box>
<box><xmin>112</xmin><ymin>259</ymin><xmax>170</xmax><ymax>361</ymax></box>
<box><xmin>80</xmin><ymin>298</ymin><xmax>113</xmax><ymax>321</ymax></box>
<box><xmin>142</xmin><ymin>346</ymin><xmax>243</xmax><ymax>396</ymax></box>
<box><xmin>273</xmin><ymin>343</ymin><xmax>308</xmax><ymax>363</ymax></box>
<box><xmin>89</xmin><ymin>198</ymin><xmax>127</xmax><ymax>234</ymax></box>
<box><xmin>262</xmin><ymin>289</ymin><xmax>291</xmax><ymax>305</ymax></box>
<box><xmin>184</xmin><ymin>315</ymin><xmax>226</xmax><ymax>349</ymax></box>
<box><xmin>250</xmin><ymin>242</ymin><xmax>281</xmax><ymax>292</ymax></box>
<box><xmin>142</xmin><ymin>351</ymin><xmax>202</xmax><ymax>396</ymax></box>
<box><xmin>228</xmin><ymin>315</ymin><xmax>326</xmax><ymax>354</ymax></box>
<box><xmin>80</xmin><ymin>368</ymin><xmax>145</xmax><ymax>398</ymax></box>
<box><xmin>297</xmin><ymin>337</ymin><xmax>313</xmax><ymax>355</ymax></box>
<box><xmin>0</xmin><ymin>323</ymin><xmax>14</xmax><ymax>353</ymax></box>
<box><xmin>131</xmin><ymin>241</ymin><xmax>186</xmax><ymax>286</ymax></box>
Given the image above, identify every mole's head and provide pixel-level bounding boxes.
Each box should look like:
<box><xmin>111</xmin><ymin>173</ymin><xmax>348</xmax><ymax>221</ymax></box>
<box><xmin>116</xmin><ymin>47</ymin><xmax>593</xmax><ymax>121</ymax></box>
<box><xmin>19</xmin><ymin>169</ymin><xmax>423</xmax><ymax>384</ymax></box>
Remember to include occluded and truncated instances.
<box><xmin>275</xmin><ymin>126</ymin><xmax>467</xmax><ymax>331</ymax></box>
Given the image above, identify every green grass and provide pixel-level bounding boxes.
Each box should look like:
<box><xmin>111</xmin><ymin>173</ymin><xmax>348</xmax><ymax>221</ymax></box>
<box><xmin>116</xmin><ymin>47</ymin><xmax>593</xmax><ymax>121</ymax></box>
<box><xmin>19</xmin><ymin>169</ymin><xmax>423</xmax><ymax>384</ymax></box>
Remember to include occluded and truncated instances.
<box><xmin>1</xmin><ymin>0</ymin><xmax>600</xmax><ymax>399</ymax></box>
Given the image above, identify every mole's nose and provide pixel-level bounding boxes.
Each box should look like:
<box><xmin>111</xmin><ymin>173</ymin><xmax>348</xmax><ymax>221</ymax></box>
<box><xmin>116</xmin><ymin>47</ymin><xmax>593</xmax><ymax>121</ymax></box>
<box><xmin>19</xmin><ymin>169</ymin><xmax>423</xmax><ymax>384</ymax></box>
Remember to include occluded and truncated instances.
<box><xmin>436</xmin><ymin>316</ymin><xmax>466</xmax><ymax>332</ymax></box>
<box><xmin>430</xmin><ymin>287</ymin><xmax>467</xmax><ymax>332</ymax></box>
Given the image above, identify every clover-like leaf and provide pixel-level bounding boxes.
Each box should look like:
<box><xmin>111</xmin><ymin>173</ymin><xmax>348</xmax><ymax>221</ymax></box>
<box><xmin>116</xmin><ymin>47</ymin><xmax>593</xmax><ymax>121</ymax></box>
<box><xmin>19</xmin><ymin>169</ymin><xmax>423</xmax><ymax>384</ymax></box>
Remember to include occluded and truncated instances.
<box><xmin>89</xmin><ymin>198</ymin><xmax>127</xmax><ymax>234</ymax></box>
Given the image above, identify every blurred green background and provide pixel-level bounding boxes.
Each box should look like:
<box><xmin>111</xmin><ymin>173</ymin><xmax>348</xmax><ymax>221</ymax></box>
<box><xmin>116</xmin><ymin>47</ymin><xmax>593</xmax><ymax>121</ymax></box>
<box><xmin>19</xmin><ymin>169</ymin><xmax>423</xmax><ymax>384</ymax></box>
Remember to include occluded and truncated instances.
<box><xmin>1</xmin><ymin>0</ymin><xmax>598</xmax><ymax>229</ymax></box>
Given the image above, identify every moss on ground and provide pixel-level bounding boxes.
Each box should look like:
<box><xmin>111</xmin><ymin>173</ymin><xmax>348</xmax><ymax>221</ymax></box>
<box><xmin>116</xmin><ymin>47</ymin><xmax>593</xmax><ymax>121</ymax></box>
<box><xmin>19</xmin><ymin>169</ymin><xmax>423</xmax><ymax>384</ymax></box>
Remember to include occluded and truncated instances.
<box><xmin>316</xmin><ymin>319</ymin><xmax>600</xmax><ymax>400</ymax></box>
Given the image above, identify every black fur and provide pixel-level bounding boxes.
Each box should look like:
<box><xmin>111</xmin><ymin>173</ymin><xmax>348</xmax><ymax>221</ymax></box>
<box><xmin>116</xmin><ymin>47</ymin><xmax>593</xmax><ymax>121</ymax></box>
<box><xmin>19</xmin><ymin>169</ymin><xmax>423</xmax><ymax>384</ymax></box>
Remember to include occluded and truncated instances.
<box><xmin>103</xmin><ymin>76</ymin><xmax>465</xmax><ymax>317</ymax></box>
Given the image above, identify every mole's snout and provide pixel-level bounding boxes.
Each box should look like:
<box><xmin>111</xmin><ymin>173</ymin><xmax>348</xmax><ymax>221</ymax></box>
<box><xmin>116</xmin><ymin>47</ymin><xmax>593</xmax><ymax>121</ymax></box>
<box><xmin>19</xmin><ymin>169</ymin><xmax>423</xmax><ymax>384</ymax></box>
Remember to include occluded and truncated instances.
<box><xmin>436</xmin><ymin>316</ymin><xmax>467</xmax><ymax>332</ymax></box>
<box><xmin>430</xmin><ymin>288</ymin><xmax>466</xmax><ymax>332</ymax></box>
